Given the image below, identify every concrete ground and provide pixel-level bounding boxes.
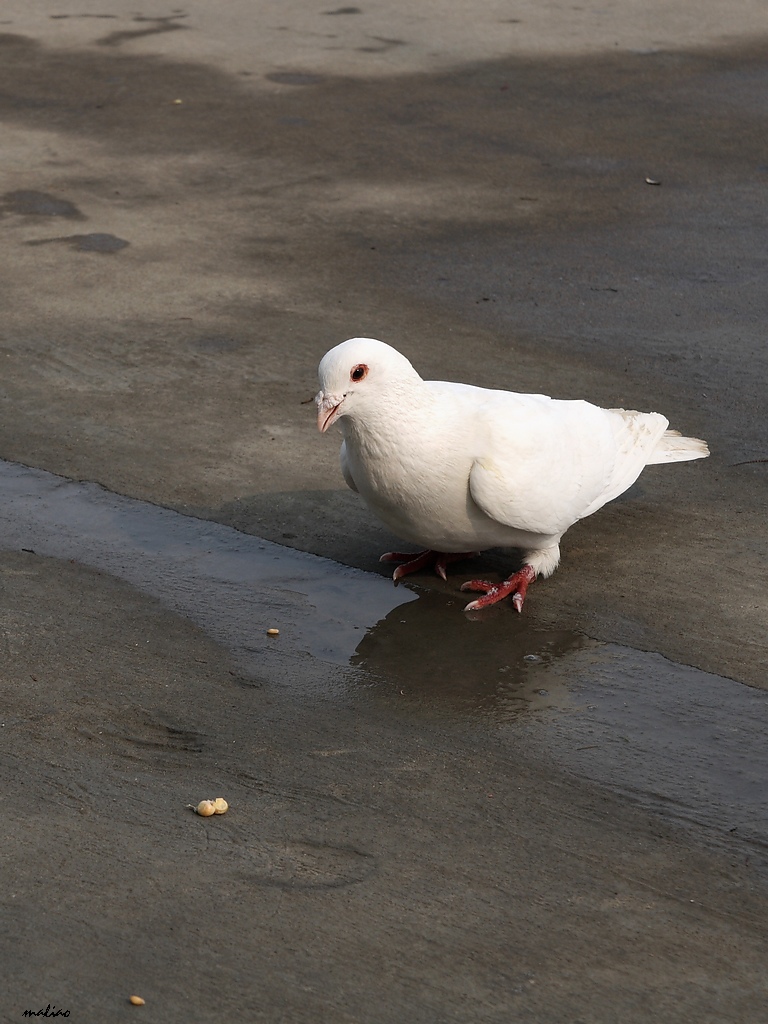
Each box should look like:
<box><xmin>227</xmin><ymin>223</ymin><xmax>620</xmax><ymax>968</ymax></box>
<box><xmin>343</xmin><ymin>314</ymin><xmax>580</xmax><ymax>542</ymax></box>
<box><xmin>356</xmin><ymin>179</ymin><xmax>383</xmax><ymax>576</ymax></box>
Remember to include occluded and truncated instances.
<box><xmin>1</xmin><ymin>2</ymin><xmax>767</xmax><ymax>1021</ymax></box>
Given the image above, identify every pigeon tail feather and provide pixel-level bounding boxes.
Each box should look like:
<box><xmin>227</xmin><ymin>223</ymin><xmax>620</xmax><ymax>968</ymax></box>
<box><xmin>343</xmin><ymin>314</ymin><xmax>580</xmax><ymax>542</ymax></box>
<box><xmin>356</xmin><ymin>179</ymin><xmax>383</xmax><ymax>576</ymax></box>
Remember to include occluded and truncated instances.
<box><xmin>646</xmin><ymin>429</ymin><xmax>710</xmax><ymax>464</ymax></box>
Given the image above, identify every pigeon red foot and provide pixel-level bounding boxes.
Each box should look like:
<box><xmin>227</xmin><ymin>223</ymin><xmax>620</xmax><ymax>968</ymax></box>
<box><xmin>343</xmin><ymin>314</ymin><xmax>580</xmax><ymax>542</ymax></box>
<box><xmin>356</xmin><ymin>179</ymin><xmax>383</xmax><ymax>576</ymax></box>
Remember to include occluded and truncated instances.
<box><xmin>379</xmin><ymin>549</ymin><xmax>478</xmax><ymax>582</ymax></box>
<box><xmin>460</xmin><ymin>564</ymin><xmax>537</xmax><ymax>613</ymax></box>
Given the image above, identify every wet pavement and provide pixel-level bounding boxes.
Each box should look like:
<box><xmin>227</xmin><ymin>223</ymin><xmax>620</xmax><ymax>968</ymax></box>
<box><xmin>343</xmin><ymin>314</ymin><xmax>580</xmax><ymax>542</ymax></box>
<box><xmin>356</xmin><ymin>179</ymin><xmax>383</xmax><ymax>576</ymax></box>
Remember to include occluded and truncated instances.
<box><xmin>4</xmin><ymin>459</ymin><xmax>768</xmax><ymax>858</ymax></box>
<box><xmin>1</xmin><ymin>1</ymin><xmax>768</xmax><ymax>1021</ymax></box>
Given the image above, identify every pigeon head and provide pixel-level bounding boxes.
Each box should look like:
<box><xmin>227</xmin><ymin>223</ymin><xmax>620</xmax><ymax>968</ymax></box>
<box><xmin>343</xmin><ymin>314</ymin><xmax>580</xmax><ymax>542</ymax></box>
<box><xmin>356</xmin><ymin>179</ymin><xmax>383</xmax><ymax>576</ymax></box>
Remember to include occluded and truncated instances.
<box><xmin>316</xmin><ymin>337</ymin><xmax>421</xmax><ymax>433</ymax></box>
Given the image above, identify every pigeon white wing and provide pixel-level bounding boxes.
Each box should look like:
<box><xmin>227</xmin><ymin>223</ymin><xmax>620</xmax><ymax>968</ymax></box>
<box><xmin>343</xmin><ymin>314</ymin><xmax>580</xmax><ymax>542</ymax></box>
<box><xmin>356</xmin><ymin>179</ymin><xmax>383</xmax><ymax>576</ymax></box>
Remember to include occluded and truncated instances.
<box><xmin>458</xmin><ymin>388</ymin><xmax>662</xmax><ymax>536</ymax></box>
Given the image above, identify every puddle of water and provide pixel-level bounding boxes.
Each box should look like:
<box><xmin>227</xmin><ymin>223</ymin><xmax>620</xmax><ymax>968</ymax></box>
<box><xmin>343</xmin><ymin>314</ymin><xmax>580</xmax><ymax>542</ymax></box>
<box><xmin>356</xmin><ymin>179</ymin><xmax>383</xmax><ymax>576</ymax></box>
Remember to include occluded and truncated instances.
<box><xmin>534</xmin><ymin>645</ymin><xmax>768</xmax><ymax>856</ymax></box>
<box><xmin>349</xmin><ymin>587</ymin><xmax>768</xmax><ymax>859</ymax></box>
<box><xmin>0</xmin><ymin>459</ymin><xmax>413</xmax><ymax>684</ymax></box>
<box><xmin>351</xmin><ymin>588</ymin><xmax>594</xmax><ymax>716</ymax></box>
<box><xmin>1</xmin><ymin>458</ymin><xmax>767</xmax><ymax>862</ymax></box>
<box><xmin>0</xmin><ymin>460</ymin><xmax>587</xmax><ymax>702</ymax></box>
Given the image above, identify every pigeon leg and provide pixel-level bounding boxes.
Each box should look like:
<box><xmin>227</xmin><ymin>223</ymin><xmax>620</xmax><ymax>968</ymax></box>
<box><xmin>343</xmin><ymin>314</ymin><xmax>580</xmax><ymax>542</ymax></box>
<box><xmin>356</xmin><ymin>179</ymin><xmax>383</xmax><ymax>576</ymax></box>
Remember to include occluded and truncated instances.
<box><xmin>460</xmin><ymin>565</ymin><xmax>537</xmax><ymax>613</ymax></box>
<box><xmin>380</xmin><ymin>550</ymin><xmax>478</xmax><ymax>582</ymax></box>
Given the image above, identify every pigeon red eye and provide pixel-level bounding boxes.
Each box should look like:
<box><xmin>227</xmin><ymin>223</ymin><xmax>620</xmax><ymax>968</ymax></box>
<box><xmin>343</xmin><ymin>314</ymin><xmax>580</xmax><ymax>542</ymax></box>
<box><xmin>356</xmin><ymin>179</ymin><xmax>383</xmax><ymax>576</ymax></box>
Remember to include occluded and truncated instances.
<box><xmin>350</xmin><ymin>364</ymin><xmax>368</xmax><ymax>382</ymax></box>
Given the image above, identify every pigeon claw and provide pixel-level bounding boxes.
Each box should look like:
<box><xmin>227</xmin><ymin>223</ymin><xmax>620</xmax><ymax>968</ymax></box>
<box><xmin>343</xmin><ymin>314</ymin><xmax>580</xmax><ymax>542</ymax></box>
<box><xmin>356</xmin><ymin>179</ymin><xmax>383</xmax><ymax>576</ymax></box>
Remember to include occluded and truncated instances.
<box><xmin>460</xmin><ymin>565</ymin><xmax>537</xmax><ymax>613</ymax></box>
<box><xmin>385</xmin><ymin>549</ymin><xmax>435</xmax><ymax>581</ymax></box>
<box><xmin>380</xmin><ymin>550</ymin><xmax>478</xmax><ymax>582</ymax></box>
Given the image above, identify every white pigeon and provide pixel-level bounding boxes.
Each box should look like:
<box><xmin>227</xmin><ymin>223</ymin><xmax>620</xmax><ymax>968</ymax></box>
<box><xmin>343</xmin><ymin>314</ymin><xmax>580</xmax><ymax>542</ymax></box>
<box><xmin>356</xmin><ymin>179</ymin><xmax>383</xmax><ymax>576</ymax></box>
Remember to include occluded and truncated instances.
<box><xmin>316</xmin><ymin>337</ymin><xmax>709</xmax><ymax>612</ymax></box>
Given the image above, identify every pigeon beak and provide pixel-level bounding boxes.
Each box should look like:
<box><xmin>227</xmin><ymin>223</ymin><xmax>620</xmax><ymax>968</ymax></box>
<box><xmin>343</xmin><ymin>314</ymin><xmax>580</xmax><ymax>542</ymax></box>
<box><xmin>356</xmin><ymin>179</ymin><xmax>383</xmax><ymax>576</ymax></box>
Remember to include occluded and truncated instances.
<box><xmin>316</xmin><ymin>391</ymin><xmax>343</xmax><ymax>433</ymax></box>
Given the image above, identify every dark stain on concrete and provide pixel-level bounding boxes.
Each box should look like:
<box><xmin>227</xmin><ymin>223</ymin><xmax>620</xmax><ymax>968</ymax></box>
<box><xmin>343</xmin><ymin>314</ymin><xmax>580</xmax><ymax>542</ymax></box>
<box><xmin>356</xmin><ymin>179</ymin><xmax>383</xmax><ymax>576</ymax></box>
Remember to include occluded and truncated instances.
<box><xmin>265</xmin><ymin>70</ymin><xmax>326</xmax><ymax>85</ymax></box>
<box><xmin>25</xmin><ymin>232</ymin><xmax>130</xmax><ymax>253</ymax></box>
<box><xmin>49</xmin><ymin>13</ymin><xmax>119</xmax><ymax>19</ymax></box>
<box><xmin>1</xmin><ymin>189</ymin><xmax>85</xmax><ymax>219</ymax></box>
